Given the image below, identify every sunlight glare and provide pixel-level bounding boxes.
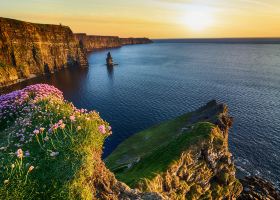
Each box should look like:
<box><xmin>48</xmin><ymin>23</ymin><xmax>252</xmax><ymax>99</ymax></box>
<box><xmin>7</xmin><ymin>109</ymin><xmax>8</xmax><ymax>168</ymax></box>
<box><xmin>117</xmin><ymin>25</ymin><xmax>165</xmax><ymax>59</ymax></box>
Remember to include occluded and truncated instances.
<box><xmin>184</xmin><ymin>10</ymin><xmax>214</xmax><ymax>31</ymax></box>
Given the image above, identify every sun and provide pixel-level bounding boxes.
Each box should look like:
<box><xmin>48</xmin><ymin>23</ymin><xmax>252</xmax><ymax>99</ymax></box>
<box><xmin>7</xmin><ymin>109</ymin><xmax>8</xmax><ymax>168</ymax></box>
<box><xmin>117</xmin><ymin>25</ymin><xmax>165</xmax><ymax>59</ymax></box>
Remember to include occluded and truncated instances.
<box><xmin>184</xmin><ymin>11</ymin><xmax>214</xmax><ymax>31</ymax></box>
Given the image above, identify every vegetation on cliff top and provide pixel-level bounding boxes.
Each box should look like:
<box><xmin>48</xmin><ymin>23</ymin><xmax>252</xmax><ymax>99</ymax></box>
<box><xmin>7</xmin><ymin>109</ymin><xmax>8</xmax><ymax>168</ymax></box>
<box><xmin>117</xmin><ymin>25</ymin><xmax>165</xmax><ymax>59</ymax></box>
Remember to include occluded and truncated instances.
<box><xmin>105</xmin><ymin>102</ymin><xmax>243</xmax><ymax>199</ymax></box>
<box><xmin>105</xmin><ymin>112</ymin><xmax>214</xmax><ymax>187</ymax></box>
<box><xmin>0</xmin><ymin>84</ymin><xmax>111</xmax><ymax>199</ymax></box>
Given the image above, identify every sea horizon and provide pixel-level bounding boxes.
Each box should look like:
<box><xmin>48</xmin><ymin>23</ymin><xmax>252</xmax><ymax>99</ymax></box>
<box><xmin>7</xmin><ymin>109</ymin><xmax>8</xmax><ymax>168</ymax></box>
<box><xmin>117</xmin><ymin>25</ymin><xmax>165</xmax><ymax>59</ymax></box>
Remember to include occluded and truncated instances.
<box><xmin>153</xmin><ymin>37</ymin><xmax>280</xmax><ymax>44</ymax></box>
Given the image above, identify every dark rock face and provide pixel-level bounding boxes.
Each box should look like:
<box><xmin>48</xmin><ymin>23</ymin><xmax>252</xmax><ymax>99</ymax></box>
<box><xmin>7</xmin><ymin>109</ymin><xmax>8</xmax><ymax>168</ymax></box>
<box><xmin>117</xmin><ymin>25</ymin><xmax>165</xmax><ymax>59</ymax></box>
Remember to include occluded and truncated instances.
<box><xmin>74</xmin><ymin>33</ymin><xmax>152</xmax><ymax>52</ymax></box>
<box><xmin>238</xmin><ymin>176</ymin><xmax>280</xmax><ymax>200</ymax></box>
<box><xmin>106</xmin><ymin>52</ymin><xmax>114</xmax><ymax>66</ymax></box>
<box><xmin>0</xmin><ymin>17</ymin><xmax>88</xmax><ymax>87</ymax></box>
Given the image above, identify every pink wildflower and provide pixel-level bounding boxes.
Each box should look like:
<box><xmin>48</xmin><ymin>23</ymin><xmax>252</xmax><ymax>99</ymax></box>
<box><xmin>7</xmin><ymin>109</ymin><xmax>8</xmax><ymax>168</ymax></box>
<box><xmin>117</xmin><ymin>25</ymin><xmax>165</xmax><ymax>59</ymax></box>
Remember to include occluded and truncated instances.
<box><xmin>16</xmin><ymin>149</ymin><xmax>23</xmax><ymax>159</ymax></box>
<box><xmin>69</xmin><ymin>115</ymin><xmax>76</xmax><ymax>122</ymax></box>
<box><xmin>98</xmin><ymin>125</ymin><xmax>106</xmax><ymax>134</ymax></box>
<box><xmin>53</xmin><ymin>124</ymin><xmax>59</xmax><ymax>130</ymax></box>
<box><xmin>60</xmin><ymin>123</ymin><xmax>66</xmax><ymax>129</ymax></box>
<box><xmin>33</xmin><ymin>129</ymin><xmax>40</xmax><ymax>135</ymax></box>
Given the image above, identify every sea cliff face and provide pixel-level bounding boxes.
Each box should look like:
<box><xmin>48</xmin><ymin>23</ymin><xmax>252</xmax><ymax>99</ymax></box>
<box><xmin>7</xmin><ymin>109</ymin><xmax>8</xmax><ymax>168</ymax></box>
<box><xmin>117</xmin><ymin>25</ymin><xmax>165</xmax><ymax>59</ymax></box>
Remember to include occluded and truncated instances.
<box><xmin>74</xmin><ymin>33</ymin><xmax>152</xmax><ymax>52</ymax></box>
<box><xmin>0</xmin><ymin>17</ymin><xmax>152</xmax><ymax>88</ymax></box>
<box><xmin>0</xmin><ymin>17</ymin><xmax>88</xmax><ymax>87</ymax></box>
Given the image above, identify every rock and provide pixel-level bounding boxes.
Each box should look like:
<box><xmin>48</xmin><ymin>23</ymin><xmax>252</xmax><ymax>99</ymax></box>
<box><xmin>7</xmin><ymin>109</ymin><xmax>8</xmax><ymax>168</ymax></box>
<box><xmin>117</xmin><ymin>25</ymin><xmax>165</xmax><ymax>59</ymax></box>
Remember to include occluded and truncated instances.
<box><xmin>238</xmin><ymin>176</ymin><xmax>280</xmax><ymax>200</ymax></box>
<box><xmin>106</xmin><ymin>52</ymin><xmax>114</xmax><ymax>66</ymax></box>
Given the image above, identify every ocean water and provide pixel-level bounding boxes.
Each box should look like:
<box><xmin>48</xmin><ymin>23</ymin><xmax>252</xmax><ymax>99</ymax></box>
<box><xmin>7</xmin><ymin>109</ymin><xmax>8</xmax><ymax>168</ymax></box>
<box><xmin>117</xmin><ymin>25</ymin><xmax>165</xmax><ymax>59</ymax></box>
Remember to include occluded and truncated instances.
<box><xmin>2</xmin><ymin>42</ymin><xmax>280</xmax><ymax>188</ymax></box>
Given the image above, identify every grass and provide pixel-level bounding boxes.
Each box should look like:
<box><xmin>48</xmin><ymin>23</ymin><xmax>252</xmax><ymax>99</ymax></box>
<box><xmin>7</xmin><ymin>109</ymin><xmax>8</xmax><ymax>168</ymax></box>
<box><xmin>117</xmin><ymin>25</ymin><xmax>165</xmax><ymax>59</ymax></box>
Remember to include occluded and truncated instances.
<box><xmin>0</xmin><ymin>85</ymin><xmax>111</xmax><ymax>199</ymax></box>
<box><xmin>105</xmin><ymin>111</ymin><xmax>215</xmax><ymax>187</ymax></box>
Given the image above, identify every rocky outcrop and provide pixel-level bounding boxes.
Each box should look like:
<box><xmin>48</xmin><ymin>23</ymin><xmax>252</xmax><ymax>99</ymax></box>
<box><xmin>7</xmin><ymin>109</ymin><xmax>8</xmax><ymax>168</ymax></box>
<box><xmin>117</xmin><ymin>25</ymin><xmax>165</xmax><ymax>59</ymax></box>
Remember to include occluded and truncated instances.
<box><xmin>89</xmin><ymin>150</ymin><xmax>165</xmax><ymax>200</ymax></box>
<box><xmin>0</xmin><ymin>17</ymin><xmax>88</xmax><ymax>87</ymax></box>
<box><xmin>105</xmin><ymin>100</ymin><xmax>243</xmax><ymax>199</ymax></box>
<box><xmin>103</xmin><ymin>101</ymin><xmax>280</xmax><ymax>199</ymax></box>
<box><xmin>74</xmin><ymin>33</ymin><xmax>152</xmax><ymax>52</ymax></box>
<box><xmin>238</xmin><ymin>177</ymin><xmax>280</xmax><ymax>200</ymax></box>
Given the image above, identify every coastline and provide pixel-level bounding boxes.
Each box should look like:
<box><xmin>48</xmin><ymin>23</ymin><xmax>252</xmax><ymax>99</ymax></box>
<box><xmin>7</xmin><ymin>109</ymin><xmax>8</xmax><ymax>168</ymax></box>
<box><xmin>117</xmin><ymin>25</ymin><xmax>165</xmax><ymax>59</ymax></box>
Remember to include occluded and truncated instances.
<box><xmin>0</xmin><ymin>17</ymin><xmax>152</xmax><ymax>89</ymax></box>
<box><xmin>0</xmin><ymin>14</ymin><xmax>279</xmax><ymax>199</ymax></box>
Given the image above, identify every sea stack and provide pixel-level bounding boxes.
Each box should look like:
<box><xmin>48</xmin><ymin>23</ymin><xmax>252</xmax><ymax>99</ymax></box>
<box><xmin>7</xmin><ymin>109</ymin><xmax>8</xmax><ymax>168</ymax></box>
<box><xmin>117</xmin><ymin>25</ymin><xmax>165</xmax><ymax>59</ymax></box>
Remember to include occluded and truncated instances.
<box><xmin>106</xmin><ymin>52</ymin><xmax>114</xmax><ymax>66</ymax></box>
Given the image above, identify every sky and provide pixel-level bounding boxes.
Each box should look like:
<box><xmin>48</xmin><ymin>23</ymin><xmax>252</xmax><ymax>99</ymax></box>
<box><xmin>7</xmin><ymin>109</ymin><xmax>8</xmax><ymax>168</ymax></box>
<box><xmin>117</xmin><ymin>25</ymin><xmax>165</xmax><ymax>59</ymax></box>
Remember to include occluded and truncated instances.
<box><xmin>1</xmin><ymin>0</ymin><xmax>280</xmax><ymax>39</ymax></box>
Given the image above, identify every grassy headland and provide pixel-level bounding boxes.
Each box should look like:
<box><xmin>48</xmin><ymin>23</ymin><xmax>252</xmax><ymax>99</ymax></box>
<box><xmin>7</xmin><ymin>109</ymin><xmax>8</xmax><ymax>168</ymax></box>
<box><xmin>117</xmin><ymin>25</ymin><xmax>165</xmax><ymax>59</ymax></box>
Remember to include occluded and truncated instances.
<box><xmin>105</xmin><ymin>101</ymin><xmax>242</xmax><ymax>199</ymax></box>
<box><xmin>105</xmin><ymin>113</ymin><xmax>214</xmax><ymax>187</ymax></box>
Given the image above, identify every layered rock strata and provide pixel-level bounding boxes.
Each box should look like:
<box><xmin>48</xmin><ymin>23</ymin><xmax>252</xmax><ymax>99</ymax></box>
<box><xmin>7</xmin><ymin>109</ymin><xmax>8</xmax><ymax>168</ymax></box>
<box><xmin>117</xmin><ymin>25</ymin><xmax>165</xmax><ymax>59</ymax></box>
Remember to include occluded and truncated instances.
<box><xmin>74</xmin><ymin>33</ymin><xmax>152</xmax><ymax>52</ymax></box>
<box><xmin>0</xmin><ymin>17</ymin><xmax>88</xmax><ymax>87</ymax></box>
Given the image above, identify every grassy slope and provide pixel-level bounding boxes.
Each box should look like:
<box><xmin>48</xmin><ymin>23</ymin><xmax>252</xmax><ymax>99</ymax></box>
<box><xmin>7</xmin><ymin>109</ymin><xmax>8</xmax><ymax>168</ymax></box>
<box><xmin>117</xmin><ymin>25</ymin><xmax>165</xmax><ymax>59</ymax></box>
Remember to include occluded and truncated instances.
<box><xmin>105</xmin><ymin>112</ymin><xmax>214</xmax><ymax>187</ymax></box>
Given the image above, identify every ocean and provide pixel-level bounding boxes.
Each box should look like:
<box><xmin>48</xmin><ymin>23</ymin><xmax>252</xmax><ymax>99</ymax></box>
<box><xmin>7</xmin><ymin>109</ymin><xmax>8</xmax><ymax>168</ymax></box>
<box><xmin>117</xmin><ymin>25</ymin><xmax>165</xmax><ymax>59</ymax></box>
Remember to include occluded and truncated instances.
<box><xmin>2</xmin><ymin>41</ymin><xmax>280</xmax><ymax>188</ymax></box>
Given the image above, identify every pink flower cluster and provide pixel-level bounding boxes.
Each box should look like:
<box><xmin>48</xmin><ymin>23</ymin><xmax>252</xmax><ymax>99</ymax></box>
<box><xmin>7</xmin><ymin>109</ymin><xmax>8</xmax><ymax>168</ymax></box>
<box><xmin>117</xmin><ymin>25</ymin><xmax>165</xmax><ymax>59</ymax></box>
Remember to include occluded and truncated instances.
<box><xmin>48</xmin><ymin>119</ymin><xmax>66</xmax><ymax>133</ymax></box>
<box><xmin>0</xmin><ymin>84</ymin><xmax>63</xmax><ymax>122</ymax></box>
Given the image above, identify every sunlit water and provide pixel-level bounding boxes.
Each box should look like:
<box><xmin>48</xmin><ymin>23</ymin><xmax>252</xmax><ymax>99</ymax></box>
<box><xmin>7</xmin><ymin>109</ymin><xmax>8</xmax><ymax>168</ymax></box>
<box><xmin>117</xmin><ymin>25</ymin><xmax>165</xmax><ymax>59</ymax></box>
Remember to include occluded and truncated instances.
<box><xmin>2</xmin><ymin>42</ymin><xmax>280</xmax><ymax>188</ymax></box>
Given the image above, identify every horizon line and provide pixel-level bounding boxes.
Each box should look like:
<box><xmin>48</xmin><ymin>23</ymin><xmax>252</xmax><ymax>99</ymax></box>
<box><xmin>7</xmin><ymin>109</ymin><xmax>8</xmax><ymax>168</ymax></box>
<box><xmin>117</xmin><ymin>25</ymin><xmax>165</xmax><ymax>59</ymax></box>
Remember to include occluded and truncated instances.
<box><xmin>152</xmin><ymin>37</ymin><xmax>280</xmax><ymax>40</ymax></box>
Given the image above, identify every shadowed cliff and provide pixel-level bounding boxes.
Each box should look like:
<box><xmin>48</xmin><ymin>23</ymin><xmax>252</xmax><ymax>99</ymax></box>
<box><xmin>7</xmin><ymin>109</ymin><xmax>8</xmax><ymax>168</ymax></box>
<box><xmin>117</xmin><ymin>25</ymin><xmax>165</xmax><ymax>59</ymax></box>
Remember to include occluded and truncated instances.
<box><xmin>74</xmin><ymin>33</ymin><xmax>153</xmax><ymax>52</ymax></box>
<box><xmin>0</xmin><ymin>17</ymin><xmax>153</xmax><ymax>88</ymax></box>
<box><xmin>0</xmin><ymin>17</ymin><xmax>88</xmax><ymax>87</ymax></box>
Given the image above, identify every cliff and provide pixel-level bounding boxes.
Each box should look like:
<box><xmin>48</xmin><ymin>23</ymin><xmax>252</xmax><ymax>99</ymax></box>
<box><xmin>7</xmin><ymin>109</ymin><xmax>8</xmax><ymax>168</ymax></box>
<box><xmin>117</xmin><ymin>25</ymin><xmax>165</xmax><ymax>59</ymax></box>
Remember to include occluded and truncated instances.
<box><xmin>0</xmin><ymin>17</ymin><xmax>88</xmax><ymax>87</ymax></box>
<box><xmin>74</xmin><ymin>33</ymin><xmax>152</xmax><ymax>52</ymax></box>
<box><xmin>106</xmin><ymin>100</ymin><xmax>243</xmax><ymax>199</ymax></box>
<box><xmin>1</xmin><ymin>85</ymin><xmax>278</xmax><ymax>199</ymax></box>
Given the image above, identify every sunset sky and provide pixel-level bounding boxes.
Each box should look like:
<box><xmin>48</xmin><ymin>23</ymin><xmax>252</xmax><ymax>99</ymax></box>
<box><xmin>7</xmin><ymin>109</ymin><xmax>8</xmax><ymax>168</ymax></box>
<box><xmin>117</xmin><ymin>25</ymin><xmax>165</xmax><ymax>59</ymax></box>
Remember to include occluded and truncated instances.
<box><xmin>1</xmin><ymin>0</ymin><xmax>280</xmax><ymax>38</ymax></box>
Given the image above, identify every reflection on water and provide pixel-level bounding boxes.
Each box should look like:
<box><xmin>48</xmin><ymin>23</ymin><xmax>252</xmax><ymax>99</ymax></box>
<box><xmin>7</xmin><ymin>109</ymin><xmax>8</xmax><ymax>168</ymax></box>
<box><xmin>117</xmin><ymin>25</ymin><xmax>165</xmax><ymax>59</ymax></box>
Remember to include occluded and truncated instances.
<box><xmin>106</xmin><ymin>65</ymin><xmax>114</xmax><ymax>81</ymax></box>
<box><xmin>1</xmin><ymin>43</ymin><xmax>280</xmax><ymax>189</ymax></box>
<box><xmin>1</xmin><ymin>67</ymin><xmax>89</xmax><ymax>100</ymax></box>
